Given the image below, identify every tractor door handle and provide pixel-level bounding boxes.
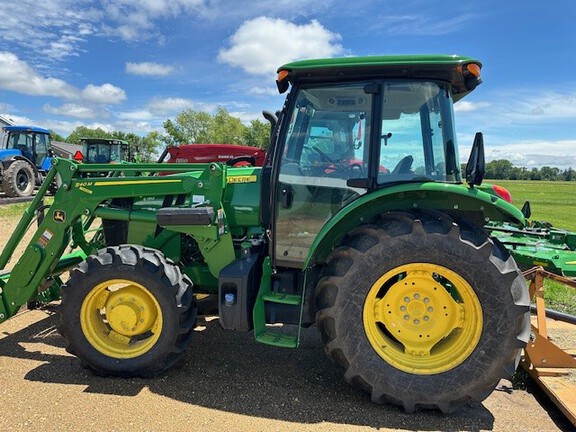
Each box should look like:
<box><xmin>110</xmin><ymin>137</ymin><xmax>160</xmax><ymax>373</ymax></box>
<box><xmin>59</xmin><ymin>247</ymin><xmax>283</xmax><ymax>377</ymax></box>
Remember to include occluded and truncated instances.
<box><xmin>280</xmin><ymin>184</ymin><xmax>293</xmax><ymax>209</ymax></box>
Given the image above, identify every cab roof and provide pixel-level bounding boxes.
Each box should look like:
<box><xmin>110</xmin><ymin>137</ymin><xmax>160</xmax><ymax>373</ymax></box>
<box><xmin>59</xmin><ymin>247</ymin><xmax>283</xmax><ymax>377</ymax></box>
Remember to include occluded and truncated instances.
<box><xmin>276</xmin><ymin>54</ymin><xmax>482</xmax><ymax>101</ymax></box>
<box><xmin>80</xmin><ymin>137</ymin><xmax>129</xmax><ymax>145</ymax></box>
<box><xmin>3</xmin><ymin>125</ymin><xmax>51</xmax><ymax>134</ymax></box>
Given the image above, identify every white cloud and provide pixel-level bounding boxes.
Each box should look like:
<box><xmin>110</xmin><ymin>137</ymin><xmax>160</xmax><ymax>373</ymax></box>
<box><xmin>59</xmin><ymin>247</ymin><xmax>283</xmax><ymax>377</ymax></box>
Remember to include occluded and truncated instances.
<box><xmin>0</xmin><ymin>1</ymin><xmax>100</xmax><ymax>61</ymax></box>
<box><xmin>486</xmin><ymin>140</ymin><xmax>576</xmax><ymax>158</ymax></box>
<box><xmin>81</xmin><ymin>83</ymin><xmax>127</xmax><ymax>104</ymax></box>
<box><xmin>369</xmin><ymin>13</ymin><xmax>475</xmax><ymax>36</ymax></box>
<box><xmin>0</xmin><ymin>103</ymin><xmax>15</xmax><ymax>114</ymax></box>
<box><xmin>126</xmin><ymin>62</ymin><xmax>175</xmax><ymax>76</ymax></box>
<box><xmin>0</xmin><ymin>0</ymin><xmax>337</xmax><ymax>62</ymax></box>
<box><xmin>454</xmin><ymin>101</ymin><xmax>490</xmax><ymax>113</ymax></box>
<box><xmin>0</xmin><ymin>51</ymin><xmax>126</xmax><ymax>112</ymax></box>
<box><xmin>44</xmin><ymin>34</ymin><xmax>87</xmax><ymax>60</ymax></box>
<box><xmin>457</xmin><ymin>133</ymin><xmax>576</xmax><ymax>169</ymax></box>
<box><xmin>0</xmin><ymin>113</ymin><xmax>33</xmax><ymax>126</ymax></box>
<box><xmin>485</xmin><ymin>140</ymin><xmax>576</xmax><ymax>169</ymax></box>
<box><xmin>0</xmin><ymin>51</ymin><xmax>79</xmax><ymax>98</ymax></box>
<box><xmin>101</xmin><ymin>0</ymin><xmax>208</xmax><ymax>41</ymax></box>
<box><xmin>147</xmin><ymin>97</ymin><xmax>195</xmax><ymax>114</ymax></box>
<box><xmin>0</xmin><ymin>0</ymin><xmax>210</xmax><ymax>59</ymax></box>
<box><xmin>513</xmin><ymin>91</ymin><xmax>576</xmax><ymax>121</ymax></box>
<box><xmin>44</xmin><ymin>103</ymin><xmax>101</xmax><ymax>119</ymax></box>
<box><xmin>218</xmin><ymin>17</ymin><xmax>344</xmax><ymax>76</ymax></box>
<box><xmin>248</xmin><ymin>86</ymin><xmax>279</xmax><ymax>96</ymax></box>
<box><xmin>458</xmin><ymin>88</ymin><xmax>576</xmax><ymax>126</ymax></box>
<box><xmin>113</xmin><ymin>119</ymin><xmax>158</xmax><ymax>135</ymax></box>
<box><xmin>0</xmin><ymin>52</ymin><xmax>126</xmax><ymax>106</ymax></box>
<box><xmin>228</xmin><ymin>110</ymin><xmax>263</xmax><ymax>124</ymax></box>
<box><xmin>116</xmin><ymin>110</ymin><xmax>155</xmax><ymax>121</ymax></box>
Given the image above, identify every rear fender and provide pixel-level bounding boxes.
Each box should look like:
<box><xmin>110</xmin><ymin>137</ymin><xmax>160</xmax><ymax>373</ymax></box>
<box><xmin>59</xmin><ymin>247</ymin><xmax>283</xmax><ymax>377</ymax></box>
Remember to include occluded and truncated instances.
<box><xmin>0</xmin><ymin>150</ymin><xmax>22</xmax><ymax>164</ymax></box>
<box><xmin>304</xmin><ymin>182</ymin><xmax>526</xmax><ymax>267</ymax></box>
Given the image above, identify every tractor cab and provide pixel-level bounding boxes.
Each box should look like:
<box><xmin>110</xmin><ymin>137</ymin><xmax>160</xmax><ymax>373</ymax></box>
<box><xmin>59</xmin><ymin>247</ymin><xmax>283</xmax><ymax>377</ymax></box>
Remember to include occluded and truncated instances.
<box><xmin>269</xmin><ymin>55</ymin><xmax>483</xmax><ymax>267</ymax></box>
<box><xmin>1</xmin><ymin>126</ymin><xmax>52</xmax><ymax>169</ymax></box>
<box><xmin>78</xmin><ymin>138</ymin><xmax>131</xmax><ymax>163</ymax></box>
<box><xmin>0</xmin><ymin>126</ymin><xmax>52</xmax><ymax>197</ymax></box>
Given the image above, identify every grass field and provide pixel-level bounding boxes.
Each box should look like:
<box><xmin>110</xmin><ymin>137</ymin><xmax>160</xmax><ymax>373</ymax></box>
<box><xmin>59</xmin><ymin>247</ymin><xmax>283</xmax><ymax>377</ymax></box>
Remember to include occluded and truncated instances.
<box><xmin>492</xmin><ymin>179</ymin><xmax>576</xmax><ymax>231</ymax></box>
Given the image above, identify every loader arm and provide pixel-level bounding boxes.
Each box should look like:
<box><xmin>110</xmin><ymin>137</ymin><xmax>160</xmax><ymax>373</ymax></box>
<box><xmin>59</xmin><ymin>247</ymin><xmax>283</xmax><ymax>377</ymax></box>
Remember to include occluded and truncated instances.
<box><xmin>0</xmin><ymin>158</ymin><xmax>228</xmax><ymax>323</ymax></box>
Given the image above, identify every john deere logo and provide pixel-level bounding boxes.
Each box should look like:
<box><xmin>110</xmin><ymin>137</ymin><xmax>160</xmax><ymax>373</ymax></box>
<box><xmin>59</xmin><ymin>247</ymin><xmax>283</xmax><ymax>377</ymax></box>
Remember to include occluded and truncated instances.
<box><xmin>53</xmin><ymin>210</ymin><xmax>66</xmax><ymax>223</ymax></box>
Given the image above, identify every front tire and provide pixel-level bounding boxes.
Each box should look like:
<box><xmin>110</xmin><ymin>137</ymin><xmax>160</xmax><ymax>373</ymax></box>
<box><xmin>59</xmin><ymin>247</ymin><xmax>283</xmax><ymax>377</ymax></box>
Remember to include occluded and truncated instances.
<box><xmin>315</xmin><ymin>210</ymin><xmax>530</xmax><ymax>413</ymax></box>
<box><xmin>2</xmin><ymin>160</ymin><xmax>35</xmax><ymax>197</ymax></box>
<box><xmin>59</xmin><ymin>245</ymin><xmax>197</xmax><ymax>377</ymax></box>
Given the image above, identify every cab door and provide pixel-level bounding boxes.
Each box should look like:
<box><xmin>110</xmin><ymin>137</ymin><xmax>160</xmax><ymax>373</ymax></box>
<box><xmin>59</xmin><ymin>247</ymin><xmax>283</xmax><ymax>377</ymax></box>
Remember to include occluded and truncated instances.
<box><xmin>34</xmin><ymin>133</ymin><xmax>48</xmax><ymax>168</ymax></box>
<box><xmin>273</xmin><ymin>83</ymin><xmax>372</xmax><ymax>268</ymax></box>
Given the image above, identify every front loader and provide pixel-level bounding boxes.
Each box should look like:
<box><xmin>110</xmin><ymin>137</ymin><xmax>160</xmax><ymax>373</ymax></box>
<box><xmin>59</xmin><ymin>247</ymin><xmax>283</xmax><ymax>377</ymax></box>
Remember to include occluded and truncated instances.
<box><xmin>0</xmin><ymin>55</ymin><xmax>546</xmax><ymax>413</ymax></box>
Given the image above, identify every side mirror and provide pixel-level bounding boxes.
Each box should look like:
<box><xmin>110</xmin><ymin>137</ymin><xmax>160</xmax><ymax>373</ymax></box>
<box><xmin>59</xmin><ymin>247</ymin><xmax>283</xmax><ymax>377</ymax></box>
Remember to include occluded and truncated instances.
<box><xmin>521</xmin><ymin>201</ymin><xmax>531</xmax><ymax>219</ymax></box>
<box><xmin>465</xmin><ymin>132</ymin><xmax>485</xmax><ymax>186</ymax></box>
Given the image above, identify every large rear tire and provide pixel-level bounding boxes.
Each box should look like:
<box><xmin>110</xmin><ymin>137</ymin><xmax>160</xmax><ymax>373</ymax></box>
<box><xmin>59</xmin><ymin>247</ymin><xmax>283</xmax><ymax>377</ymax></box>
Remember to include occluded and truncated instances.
<box><xmin>2</xmin><ymin>160</ymin><xmax>35</xmax><ymax>197</ymax></box>
<box><xmin>315</xmin><ymin>210</ymin><xmax>530</xmax><ymax>413</ymax></box>
<box><xmin>59</xmin><ymin>245</ymin><xmax>197</xmax><ymax>377</ymax></box>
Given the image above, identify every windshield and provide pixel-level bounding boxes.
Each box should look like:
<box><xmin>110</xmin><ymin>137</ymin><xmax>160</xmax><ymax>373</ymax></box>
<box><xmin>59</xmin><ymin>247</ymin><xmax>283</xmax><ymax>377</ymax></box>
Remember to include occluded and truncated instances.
<box><xmin>86</xmin><ymin>143</ymin><xmax>112</xmax><ymax>163</ymax></box>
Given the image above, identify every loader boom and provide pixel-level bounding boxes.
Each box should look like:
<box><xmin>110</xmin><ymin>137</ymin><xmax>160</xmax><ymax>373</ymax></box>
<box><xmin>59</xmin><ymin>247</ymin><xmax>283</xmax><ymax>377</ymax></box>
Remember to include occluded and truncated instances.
<box><xmin>0</xmin><ymin>158</ymin><xmax>242</xmax><ymax>322</ymax></box>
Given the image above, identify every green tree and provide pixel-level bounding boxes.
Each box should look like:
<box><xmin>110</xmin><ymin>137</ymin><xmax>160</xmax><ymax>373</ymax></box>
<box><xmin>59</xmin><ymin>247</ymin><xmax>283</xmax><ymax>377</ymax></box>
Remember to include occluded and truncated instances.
<box><xmin>529</xmin><ymin>168</ymin><xmax>542</xmax><ymax>180</ymax></box>
<box><xmin>485</xmin><ymin>159</ymin><xmax>514</xmax><ymax>179</ymax></box>
<box><xmin>162</xmin><ymin>109</ymin><xmax>214</xmax><ymax>145</ymax></box>
<box><xmin>244</xmin><ymin>119</ymin><xmax>270</xmax><ymax>149</ymax></box>
<box><xmin>210</xmin><ymin>107</ymin><xmax>247</xmax><ymax>144</ymax></box>
<box><xmin>540</xmin><ymin>166</ymin><xmax>560</xmax><ymax>181</ymax></box>
<box><xmin>49</xmin><ymin>130</ymin><xmax>67</xmax><ymax>142</ymax></box>
<box><xmin>162</xmin><ymin>119</ymin><xmax>188</xmax><ymax>146</ymax></box>
<box><xmin>140</xmin><ymin>131</ymin><xmax>163</xmax><ymax>162</ymax></box>
<box><xmin>66</xmin><ymin>126</ymin><xmax>110</xmax><ymax>144</ymax></box>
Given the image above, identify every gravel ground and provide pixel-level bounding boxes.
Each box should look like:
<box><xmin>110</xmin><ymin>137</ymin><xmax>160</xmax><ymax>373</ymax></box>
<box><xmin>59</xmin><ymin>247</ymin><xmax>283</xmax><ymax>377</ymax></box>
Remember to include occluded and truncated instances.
<box><xmin>0</xmin><ymin>309</ymin><xmax>573</xmax><ymax>432</ymax></box>
<box><xmin>1</xmin><ymin>207</ymin><xmax>574</xmax><ymax>431</ymax></box>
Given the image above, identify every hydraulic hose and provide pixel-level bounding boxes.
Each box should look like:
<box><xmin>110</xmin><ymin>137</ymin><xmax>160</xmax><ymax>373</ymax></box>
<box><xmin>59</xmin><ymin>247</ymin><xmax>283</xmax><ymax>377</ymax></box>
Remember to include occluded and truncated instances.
<box><xmin>530</xmin><ymin>305</ymin><xmax>576</xmax><ymax>325</ymax></box>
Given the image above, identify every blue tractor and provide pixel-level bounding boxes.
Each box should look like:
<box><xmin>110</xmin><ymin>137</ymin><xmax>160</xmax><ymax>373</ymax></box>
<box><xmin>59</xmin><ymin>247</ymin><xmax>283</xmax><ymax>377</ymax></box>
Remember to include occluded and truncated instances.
<box><xmin>0</xmin><ymin>126</ymin><xmax>52</xmax><ymax>197</ymax></box>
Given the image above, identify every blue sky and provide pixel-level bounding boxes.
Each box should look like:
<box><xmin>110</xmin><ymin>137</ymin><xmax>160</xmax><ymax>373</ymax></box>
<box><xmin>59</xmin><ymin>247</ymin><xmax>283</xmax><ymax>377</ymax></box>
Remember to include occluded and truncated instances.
<box><xmin>0</xmin><ymin>0</ymin><xmax>574</xmax><ymax>168</ymax></box>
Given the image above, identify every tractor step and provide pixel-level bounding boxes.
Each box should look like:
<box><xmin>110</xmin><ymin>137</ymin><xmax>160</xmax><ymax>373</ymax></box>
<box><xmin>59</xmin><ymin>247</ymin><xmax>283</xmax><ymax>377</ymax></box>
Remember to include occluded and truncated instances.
<box><xmin>252</xmin><ymin>257</ymin><xmax>303</xmax><ymax>348</ymax></box>
<box><xmin>262</xmin><ymin>292</ymin><xmax>301</xmax><ymax>305</ymax></box>
<box><xmin>255</xmin><ymin>331</ymin><xmax>298</xmax><ymax>348</ymax></box>
<box><xmin>256</xmin><ymin>292</ymin><xmax>302</xmax><ymax>347</ymax></box>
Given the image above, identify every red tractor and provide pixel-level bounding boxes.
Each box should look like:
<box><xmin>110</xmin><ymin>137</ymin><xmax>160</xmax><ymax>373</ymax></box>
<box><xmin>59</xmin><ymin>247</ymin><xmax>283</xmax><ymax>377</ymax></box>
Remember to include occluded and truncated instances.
<box><xmin>158</xmin><ymin>144</ymin><xmax>267</xmax><ymax>167</ymax></box>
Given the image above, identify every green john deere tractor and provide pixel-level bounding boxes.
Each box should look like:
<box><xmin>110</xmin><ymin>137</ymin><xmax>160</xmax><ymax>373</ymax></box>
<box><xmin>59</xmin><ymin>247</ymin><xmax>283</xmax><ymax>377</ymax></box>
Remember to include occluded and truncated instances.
<box><xmin>1</xmin><ymin>55</ymin><xmax>536</xmax><ymax>413</ymax></box>
<box><xmin>78</xmin><ymin>137</ymin><xmax>132</xmax><ymax>164</ymax></box>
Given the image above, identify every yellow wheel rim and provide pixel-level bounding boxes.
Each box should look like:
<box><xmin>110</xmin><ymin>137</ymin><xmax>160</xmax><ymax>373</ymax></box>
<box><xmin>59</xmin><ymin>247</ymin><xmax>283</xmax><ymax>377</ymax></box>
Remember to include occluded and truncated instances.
<box><xmin>363</xmin><ymin>263</ymin><xmax>482</xmax><ymax>374</ymax></box>
<box><xmin>80</xmin><ymin>279</ymin><xmax>163</xmax><ymax>359</ymax></box>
